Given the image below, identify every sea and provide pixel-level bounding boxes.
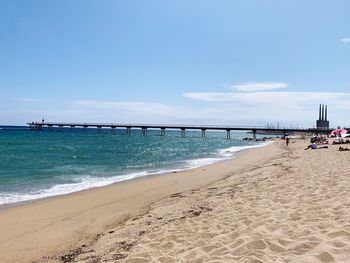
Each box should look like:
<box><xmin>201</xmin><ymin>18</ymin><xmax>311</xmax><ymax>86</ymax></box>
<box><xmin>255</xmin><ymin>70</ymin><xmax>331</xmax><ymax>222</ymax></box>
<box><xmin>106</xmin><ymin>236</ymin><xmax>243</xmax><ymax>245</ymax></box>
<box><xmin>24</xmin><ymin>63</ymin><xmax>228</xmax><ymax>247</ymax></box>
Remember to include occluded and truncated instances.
<box><xmin>0</xmin><ymin>126</ymin><xmax>270</xmax><ymax>206</ymax></box>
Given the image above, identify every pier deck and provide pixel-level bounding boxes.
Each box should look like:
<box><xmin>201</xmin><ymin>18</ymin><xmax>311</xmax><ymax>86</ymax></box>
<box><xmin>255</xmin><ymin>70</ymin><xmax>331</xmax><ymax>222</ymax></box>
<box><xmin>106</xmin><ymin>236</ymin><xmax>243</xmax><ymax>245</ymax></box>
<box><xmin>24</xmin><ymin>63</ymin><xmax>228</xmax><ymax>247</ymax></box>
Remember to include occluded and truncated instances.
<box><xmin>27</xmin><ymin>122</ymin><xmax>332</xmax><ymax>139</ymax></box>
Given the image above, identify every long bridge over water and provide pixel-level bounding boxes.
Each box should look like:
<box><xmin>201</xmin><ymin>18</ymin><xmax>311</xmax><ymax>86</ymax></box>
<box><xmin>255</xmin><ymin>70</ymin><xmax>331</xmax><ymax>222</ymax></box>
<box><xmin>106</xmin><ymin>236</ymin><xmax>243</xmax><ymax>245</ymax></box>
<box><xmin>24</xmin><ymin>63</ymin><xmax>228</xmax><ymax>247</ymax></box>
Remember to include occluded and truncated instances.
<box><xmin>27</xmin><ymin>122</ymin><xmax>332</xmax><ymax>140</ymax></box>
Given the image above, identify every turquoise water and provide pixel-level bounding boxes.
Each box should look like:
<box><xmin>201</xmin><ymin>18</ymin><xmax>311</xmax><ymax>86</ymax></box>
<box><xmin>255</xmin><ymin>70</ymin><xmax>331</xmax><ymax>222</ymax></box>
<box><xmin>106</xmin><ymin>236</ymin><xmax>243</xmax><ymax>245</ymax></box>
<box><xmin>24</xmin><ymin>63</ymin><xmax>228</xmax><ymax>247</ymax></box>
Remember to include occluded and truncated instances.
<box><xmin>0</xmin><ymin>127</ymin><xmax>266</xmax><ymax>205</ymax></box>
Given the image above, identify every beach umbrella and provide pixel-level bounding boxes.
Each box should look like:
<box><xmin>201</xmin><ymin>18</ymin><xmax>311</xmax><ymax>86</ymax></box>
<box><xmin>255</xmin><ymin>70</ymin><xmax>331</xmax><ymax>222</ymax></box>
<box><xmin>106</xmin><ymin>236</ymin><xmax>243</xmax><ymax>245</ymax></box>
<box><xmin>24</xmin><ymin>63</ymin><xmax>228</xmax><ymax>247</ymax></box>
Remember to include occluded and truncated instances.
<box><xmin>331</xmin><ymin>128</ymin><xmax>348</xmax><ymax>137</ymax></box>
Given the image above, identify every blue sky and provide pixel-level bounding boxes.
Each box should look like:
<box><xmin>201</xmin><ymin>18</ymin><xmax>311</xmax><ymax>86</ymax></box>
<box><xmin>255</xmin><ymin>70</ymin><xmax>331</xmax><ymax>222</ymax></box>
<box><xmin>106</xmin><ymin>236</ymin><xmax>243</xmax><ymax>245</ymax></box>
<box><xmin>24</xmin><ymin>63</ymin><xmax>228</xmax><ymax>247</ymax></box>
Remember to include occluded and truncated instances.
<box><xmin>1</xmin><ymin>0</ymin><xmax>350</xmax><ymax>127</ymax></box>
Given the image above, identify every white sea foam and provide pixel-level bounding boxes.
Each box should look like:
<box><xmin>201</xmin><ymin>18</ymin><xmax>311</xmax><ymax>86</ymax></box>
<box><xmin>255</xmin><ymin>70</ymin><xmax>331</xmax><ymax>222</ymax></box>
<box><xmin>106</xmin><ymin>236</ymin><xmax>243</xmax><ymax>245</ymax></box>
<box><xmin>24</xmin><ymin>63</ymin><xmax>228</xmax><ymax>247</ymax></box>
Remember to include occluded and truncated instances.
<box><xmin>0</xmin><ymin>167</ymin><xmax>187</xmax><ymax>205</ymax></box>
<box><xmin>0</xmin><ymin>171</ymin><xmax>149</xmax><ymax>205</ymax></box>
<box><xmin>0</xmin><ymin>142</ymin><xmax>270</xmax><ymax>206</ymax></box>
<box><xmin>185</xmin><ymin>142</ymin><xmax>270</xmax><ymax>169</ymax></box>
<box><xmin>218</xmin><ymin>143</ymin><xmax>269</xmax><ymax>158</ymax></box>
<box><xmin>185</xmin><ymin>157</ymin><xmax>224</xmax><ymax>168</ymax></box>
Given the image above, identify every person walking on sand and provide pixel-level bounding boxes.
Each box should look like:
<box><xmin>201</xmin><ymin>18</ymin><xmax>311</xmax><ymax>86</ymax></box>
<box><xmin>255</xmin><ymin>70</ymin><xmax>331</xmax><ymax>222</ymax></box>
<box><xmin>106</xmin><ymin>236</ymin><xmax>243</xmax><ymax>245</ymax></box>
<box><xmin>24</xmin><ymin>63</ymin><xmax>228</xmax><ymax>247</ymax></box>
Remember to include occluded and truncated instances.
<box><xmin>286</xmin><ymin>137</ymin><xmax>290</xmax><ymax>146</ymax></box>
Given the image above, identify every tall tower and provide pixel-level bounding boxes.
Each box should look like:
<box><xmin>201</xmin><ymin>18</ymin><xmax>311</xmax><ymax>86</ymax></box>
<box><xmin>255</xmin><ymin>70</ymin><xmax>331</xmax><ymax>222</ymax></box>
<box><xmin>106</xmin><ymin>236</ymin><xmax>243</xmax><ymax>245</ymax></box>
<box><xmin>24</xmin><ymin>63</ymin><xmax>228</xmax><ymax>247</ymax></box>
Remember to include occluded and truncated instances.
<box><xmin>316</xmin><ymin>104</ymin><xmax>329</xmax><ymax>129</ymax></box>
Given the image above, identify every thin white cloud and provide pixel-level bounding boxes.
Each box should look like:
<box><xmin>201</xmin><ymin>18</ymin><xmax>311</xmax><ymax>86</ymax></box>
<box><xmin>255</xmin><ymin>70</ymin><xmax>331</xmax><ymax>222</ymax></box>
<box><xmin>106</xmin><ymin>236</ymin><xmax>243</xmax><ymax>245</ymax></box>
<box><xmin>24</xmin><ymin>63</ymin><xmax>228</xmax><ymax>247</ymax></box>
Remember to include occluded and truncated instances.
<box><xmin>74</xmin><ymin>100</ymin><xmax>184</xmax><ymax>117</ymax></box>
<box><xmin>228</xmin><ymin>82</ymin><xmax>289</xmax><ymax>92</ymax></box>
<box><xmin>73</xmin><ymin>100</ymin><xmax>186</xmax><ymax>118</ymax></box>
<box><xmin>183</xmin><ymin>91</ymin><xmax>350</xmax><ymax>108</ymax></box>
<box><xmin>72</xmin><ymin>93</ymin><xmax>350</xmax><ymax>128</ymax></box>
<box><xmin>72</xmin><ymin>100</ymin><xmax>251</xmax><ymax>124</ymax></box>
<box><xmin>4</xmin><ymin>91</ymin><xmax>350</xmax><ymax>127</ymax></box>
<box><xmin>340</xmin><ymin>38</ymin><xmax>350</xmax><ymax>43</ymax></box>
<box><xmin>182</xmin><ymin>91</ymin><xmax>350</xmax><ymax>127</ymax></box>
<box><xmin>11</xmin><ymin>98</ymin><xmax>39</xmax><ymax>102</ymax></box>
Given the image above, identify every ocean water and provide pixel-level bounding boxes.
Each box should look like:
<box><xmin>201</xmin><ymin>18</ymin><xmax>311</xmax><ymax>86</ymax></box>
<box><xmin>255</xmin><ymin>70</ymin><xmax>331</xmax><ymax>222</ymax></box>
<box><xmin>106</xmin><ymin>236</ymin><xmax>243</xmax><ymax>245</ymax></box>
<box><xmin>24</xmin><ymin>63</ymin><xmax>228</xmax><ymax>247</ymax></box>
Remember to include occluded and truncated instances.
<box><xmin>0</xmin><ymin>127</ymin><xmax>268</xmax><ymax>205</ymax></box>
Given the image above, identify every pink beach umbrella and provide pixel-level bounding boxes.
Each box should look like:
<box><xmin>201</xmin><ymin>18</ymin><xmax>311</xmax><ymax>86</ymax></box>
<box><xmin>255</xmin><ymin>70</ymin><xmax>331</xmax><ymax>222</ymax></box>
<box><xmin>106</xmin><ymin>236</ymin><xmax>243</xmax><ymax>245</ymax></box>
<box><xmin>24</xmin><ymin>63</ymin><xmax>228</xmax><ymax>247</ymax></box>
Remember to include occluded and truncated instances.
<box><xmin>331</xmin><ymin>128</ymin><xmax>348</xmax><ymax>137</ymax></box>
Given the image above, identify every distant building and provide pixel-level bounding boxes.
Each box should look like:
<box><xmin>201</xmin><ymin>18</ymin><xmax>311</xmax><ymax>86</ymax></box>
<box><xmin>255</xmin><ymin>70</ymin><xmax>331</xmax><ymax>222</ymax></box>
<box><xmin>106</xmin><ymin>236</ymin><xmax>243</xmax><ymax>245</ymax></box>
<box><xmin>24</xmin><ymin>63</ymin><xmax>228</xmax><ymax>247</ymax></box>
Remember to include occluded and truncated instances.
<box><xmin>316</xmin><ymin>104</ymin><xmax>329</xmax><ymax>130</ymax></box>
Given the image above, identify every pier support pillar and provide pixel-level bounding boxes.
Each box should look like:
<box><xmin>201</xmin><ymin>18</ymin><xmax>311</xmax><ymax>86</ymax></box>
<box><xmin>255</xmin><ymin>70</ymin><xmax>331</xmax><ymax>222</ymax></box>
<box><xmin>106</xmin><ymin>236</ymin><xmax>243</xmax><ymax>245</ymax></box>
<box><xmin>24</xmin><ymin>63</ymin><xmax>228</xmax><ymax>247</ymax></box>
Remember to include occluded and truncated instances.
<box><xmin>111</xmin><ymin>126</ymin><xmax>116</xmax><ymax>134</ymax></box>
<box><xmin>141</xmin><ymin>127</ymin><xmax>147</xmax><ymax>136</ymax></box>
<box><xmin>35</xmin><ymin>124</ymin><xmax>43</xmax><ymax>131</ymax></box>
<box><xmin>252</xmin><ymin>129</ymin><xmax>257</xmax><ymax>140</ymax></box>
<box><xmin>181</xmin><ymin>128</ymin><xmax>186</xmax><ymax>138</ymax></box>
<box><xmin>201</xmin><ymin>129</ymin><xmax>206</xmax><ymax>138</ymax></box>
<box><xmin>126</xmin><ymin>127</ymin><xmax>131</xmax><ymax>136</ymax></box>
<box><xmin>226</xmin><ymin>129</ymin><xmax>231</xmax><ymax>139</ymax></box>
<box><xmin>160</xmin><ymin>128</ymin><xmax>166</xmax><ymax>136</ymax></box>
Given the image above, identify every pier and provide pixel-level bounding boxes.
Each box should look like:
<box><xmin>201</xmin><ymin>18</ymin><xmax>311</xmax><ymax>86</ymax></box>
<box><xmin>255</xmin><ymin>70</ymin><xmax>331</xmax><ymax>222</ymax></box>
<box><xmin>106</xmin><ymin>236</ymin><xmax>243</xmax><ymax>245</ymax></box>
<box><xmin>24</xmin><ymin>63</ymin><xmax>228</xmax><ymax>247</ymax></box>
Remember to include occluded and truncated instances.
<box><xmin>27</xmin><ymin>122</ymin><xmax>332</xmax><ymax>139</ymax></box>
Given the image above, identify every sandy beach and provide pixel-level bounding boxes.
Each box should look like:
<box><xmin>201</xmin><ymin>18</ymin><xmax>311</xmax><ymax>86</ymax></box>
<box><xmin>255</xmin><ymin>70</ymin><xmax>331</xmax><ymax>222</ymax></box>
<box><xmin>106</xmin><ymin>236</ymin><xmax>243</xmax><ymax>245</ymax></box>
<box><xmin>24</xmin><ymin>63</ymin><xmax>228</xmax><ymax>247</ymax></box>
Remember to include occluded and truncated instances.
<box><xmin>2</xmin><ymin>139</ymin><xmax>350</xmax><ymax>262</ymax></box>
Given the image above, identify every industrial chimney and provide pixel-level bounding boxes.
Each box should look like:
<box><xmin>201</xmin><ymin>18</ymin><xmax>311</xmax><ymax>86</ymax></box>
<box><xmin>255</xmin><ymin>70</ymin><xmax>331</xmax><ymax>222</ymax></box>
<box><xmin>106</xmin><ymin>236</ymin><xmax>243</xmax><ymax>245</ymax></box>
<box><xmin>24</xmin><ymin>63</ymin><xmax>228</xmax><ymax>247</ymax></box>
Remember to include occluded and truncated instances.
<box><xmin>316</xmin><ymin>104</ymin><xmax>329</xmax><ymax>130</ymax></box>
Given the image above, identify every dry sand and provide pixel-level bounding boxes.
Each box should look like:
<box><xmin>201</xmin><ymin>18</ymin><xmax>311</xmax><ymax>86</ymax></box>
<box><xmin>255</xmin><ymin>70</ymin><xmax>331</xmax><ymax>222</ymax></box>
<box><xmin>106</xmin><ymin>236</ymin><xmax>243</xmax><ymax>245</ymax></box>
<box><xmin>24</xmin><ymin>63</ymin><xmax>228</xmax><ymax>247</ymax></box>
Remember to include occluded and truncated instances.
<box><xmin>2</xmin><ymin>139</ymin><xmax>350</xmax><ymax>262</ymax></box>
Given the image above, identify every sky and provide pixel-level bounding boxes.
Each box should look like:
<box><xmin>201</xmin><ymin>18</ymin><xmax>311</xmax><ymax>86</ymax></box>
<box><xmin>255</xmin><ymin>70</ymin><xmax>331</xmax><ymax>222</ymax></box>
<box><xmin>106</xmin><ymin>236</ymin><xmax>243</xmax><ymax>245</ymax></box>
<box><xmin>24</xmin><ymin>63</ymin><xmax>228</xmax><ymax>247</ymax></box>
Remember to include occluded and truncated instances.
<box><xmin>0</xmin><ymin>0</ymin><xmax>349</xmax><ymax>127</ymax></box>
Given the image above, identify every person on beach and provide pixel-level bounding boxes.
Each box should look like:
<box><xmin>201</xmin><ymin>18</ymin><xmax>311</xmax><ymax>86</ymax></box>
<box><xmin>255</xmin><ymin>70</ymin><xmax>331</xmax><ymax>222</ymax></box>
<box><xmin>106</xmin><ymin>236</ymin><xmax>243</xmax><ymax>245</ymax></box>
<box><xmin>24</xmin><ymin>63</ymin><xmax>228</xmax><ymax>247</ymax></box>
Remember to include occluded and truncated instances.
<box><xmin>338</xmin><ymin>146</ymin><xmax>350</xmax><ymax>151</ymax></box>
<box><xmin>304</xmin><ymin>143</ymin><xmax>328</xmax><ymax>150</ymax></box>
<box><xmin>286</xmin><ymin>137</ymin><xmax>290</xmax><ymax>146</ymax></box>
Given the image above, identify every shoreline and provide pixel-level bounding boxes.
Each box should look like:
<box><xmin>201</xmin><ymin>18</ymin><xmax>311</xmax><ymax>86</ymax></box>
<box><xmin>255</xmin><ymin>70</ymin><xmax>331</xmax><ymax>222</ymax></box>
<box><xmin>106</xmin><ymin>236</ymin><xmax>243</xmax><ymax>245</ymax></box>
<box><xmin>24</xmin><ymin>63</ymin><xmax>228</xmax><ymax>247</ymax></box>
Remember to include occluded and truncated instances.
<box><xmin>0</xmin><ymin>140</ymin><xmax>275</xmax><ymax>263</ymax></box>
<box><xmin>0</xmin><ymin>141</ymin><xmax>269</xmax><ymax>209</ymax></box>
<box><xmin>59</xmin><ymin>137</ymin><xmax>350</xmax><ymax>262</ymax></box>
